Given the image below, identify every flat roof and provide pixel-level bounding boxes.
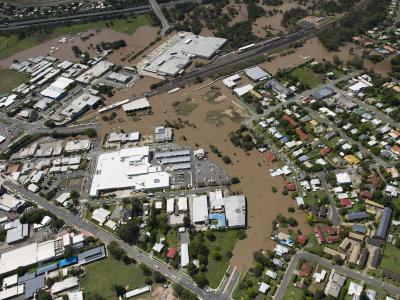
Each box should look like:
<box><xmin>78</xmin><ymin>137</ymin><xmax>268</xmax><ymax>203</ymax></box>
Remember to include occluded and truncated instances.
<box><xmin>192</xmin><ymin>195</ymin><xmax>208</xmax><ymax>224</ymax></box>
<box><xmin>122</xmin><ymin>97</ymin><xmax>151</xmax><ymax>112</ymax></box>
<box><xmin>90</xmin><ymin>147</ymin><xmax>170</xmax><ymax>196</ymax></box>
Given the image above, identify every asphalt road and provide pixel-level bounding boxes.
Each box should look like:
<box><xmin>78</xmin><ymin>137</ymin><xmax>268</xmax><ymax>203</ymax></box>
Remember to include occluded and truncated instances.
<box><xmin>0</xmin><ymin>0</ymin><xmax>198</xmax><ymax>31</ymax></box>
<box><xmin>275</xmin><ymin>251</ymin><xmax>400</xmax><ymax>300</ymax></box>
<box><xmin>150</xmin><ymin>0</ymin><xmax>171</xmax><ymax>35</ymax></box>
<box><xmin>1</xmin><ymin>178</ymin><xmax>232</xmax><ymax>300</ymax></box>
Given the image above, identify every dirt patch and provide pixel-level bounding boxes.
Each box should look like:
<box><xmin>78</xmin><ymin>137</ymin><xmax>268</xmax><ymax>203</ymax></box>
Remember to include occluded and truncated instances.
<box><xmin>59</xmin><ymin>178</ymin><xmax>83</xmax><ymax>191</ymax></box>
<box><xmin>173</xmin><ymin>98</ymin><xmax>199</xmax><ymax>116</ymax></box>
<box><xmin>202</xmin><ymin>86</ymin><xmax>226</xmax><ymax>104</ymax></box>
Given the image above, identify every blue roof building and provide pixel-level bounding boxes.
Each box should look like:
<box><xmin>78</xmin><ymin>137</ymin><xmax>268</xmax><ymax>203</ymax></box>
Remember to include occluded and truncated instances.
<box><xmin>376</xmin><ymin>207</ymin><xmax>392</xmax><ymax>239</ymax></box>
<box><xmin>311</xmin><ymin>86</ymin><xmax>336</xmax><ymax>101</ymax></box>
<box><xmin>347</xmin><ymin>211</ymin><xmax>369</xmax><ymax>222</ymax></box>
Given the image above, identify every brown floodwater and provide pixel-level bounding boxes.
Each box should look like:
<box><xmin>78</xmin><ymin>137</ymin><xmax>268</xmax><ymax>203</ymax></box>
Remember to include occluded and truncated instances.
<box><xmin>93</xmin><ymin>78</ymin><xmax>311</xmax><ymax>273</ymax></box>
<box><xmin>0</xmin><ymin>26</ymin><xmax>159</xmax><ymax>68</ymax></box>
<box><xmin>259</xmin><ymin>36</ymin><xmax>392</xmax><ymax>76</ymax></box>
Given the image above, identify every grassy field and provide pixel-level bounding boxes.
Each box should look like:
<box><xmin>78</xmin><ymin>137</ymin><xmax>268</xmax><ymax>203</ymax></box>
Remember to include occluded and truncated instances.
<box><xmin>0</xmin><ymin>34</ymin><xmax>48</xmax><ymax>60</ymax></box>
<box><xmin>0</xmin><ymin>15</ymin><xmax>152</xmax><ymax>60</ymax></box>
<box><xmin>381</xmin><ymin>244</ymin><xmax>400</xmax><ymax>273</ymax></box>
<box><xmin>80</xmin><ymin>257</ymin><xmax>146</xmax><ymax>299</ymax></box>
<box><xmin>290</xmin><ymin>67</ymin><xmax>322</xmax><ymax>88</ymax></box>
<box><xmin>0</xmin><ymin>69</ymin><xmax>28</xmax><ymax>94</ymax></box>
<box><xmin>204</xmin><ymin>230</ymin><xmax>238</xmax><ymax>289</ymax></box>
<box><xmin>282</xmin><ymin>283</ymin><xmax>304</xmax><ymax>300</ymax></box>
<box><xmin>173</xmin><ymin>98</ymin><xmax>199</xmax><ymax>116</ymax></box>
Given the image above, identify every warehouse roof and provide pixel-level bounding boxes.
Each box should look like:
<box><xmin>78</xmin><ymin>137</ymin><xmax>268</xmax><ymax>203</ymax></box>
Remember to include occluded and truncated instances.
<box><xmin>244</xmin><ymin>66</ymin><xmax>270</xmax><ymax>82</ymax></box>
<box><xmin>192</xmin><ymin>195</ymin><xmax>208</xmax><ymax>224</ymax></box>
<box><xmin>122</xmin><ymin>97</ymin><xmax>151</xmax><ymax>112</ymax></box>
<box><xmin>224</xmin><ymin>195</ymin><xmax>246</xmax><ymax>228</ymax></box>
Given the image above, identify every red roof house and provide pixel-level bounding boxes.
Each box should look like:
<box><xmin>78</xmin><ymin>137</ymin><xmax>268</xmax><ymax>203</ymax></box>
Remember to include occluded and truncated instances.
<box><xmin>285</xmin><ymin>182</ymin><xmax>296</xmax><ymax>191</ymax></box>
<box><xmin>282</xmin><ymin>114</ymin><xmax>298</xmax><ymax>127</ymax></box>
<box><xmin>391</xmin><ymin>145</ymin><xmax>400</xmax><ymax>157</ymax></box>
<box><xmin>341</xmin><ymin>198</ymin><xmax>352</xmax><ymax>208</ymax></box>
<box><xmin>320</xmin><ymin>146</ymin><xmax>331</xmax><ymax>156</ymax></box>
<box><xmin>166</xmin><ymin>247</ymin><xmax>177</xmax><ymax>259</ymax></box>
<box><xmin>265</xmin><ymin>151</ymin><xmax>277</xmax><ymax>162</ymax></box>
<box><xmin>295</xmin><ymin>128</ymin><xmax>309</xmax><ymax>141</ymax></box>
<box><xmin>299</xmin><ymin>262</ymin><xmax>313</xmax><ymax>277</ymax></box>
<box><xmin>297</xmin><ymin>235</ymin><xmax>308</xmax><ymax>246</ymax></box>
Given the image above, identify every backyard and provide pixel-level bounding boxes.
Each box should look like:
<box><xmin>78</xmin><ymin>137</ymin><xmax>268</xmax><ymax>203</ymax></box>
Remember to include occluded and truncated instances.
<box><xmin>80</xmin><ymin>257</ymin><xmax>146</xmax><ymax>299</ymax></box>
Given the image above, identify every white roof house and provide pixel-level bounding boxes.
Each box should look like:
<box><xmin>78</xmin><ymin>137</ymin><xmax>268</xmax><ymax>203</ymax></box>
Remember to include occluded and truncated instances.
<box><xmin>224</xmin><ymin>195</ymin><xmax>246</xmax><ymax>228</ymax></box>
<box><xmin>91</xmin><ymin>208</ymin><xmax>110</xmax><ymax>225</ymax></box>
<box><xmin>223</xmin><ymin>74</ymin><xmax>241</xmax><ymax>88</ymax></box>
<box><xmin>55</xmin><ymin>192</ymin><xmax>71</xmax><ymax>204</ymax></box>
<box><xmin>259</xmin><ymin>282</ymin><xmax>270</xmax><ymax>294</ymax></box>
<box><xmin>348</xmin><ymin>282</ymin><xmax>363</xmax><ymax>297</ymax></box>
<box><xmin>64</xmin><ymin>140</ymin><xmax>91</xmax><ymax>153</ymax></box>
<box><xmin>336</xmin><ymin>172</ymin><xmax>352</xmax><ymax>185</ymax></box>
<box><xmin>89</xmin><ymin>147</ymin><xmax>170</xmax><ymax>197</ymax></box>
<box><xmin>192</xmin><ymin>195</ymin><xmax>208</xmax><ymax>224</ymax></box>
<box><xmin>166</xmin><ymin>198</ymin><xmax>175</xmax><ymax>214</ymax></box>
<box><xmin>180</xmin><ymin>243</ymin><xmax>189</xmax><ymax>267</ymax></box>
<box><xmin>266</xmin><ymin>270</ymin><xmax>277</xmax><ymax>279</ymax></box>
<box><xmin>178</xmin><ymin>197</ymin><xmax>188</xmax><ymax>212</ymax></box>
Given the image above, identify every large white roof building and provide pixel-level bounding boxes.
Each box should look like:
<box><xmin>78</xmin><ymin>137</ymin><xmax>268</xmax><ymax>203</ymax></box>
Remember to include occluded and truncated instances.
<box><xmin>90</xmin><ymin>146</ymin><xmax>170</xmax><ymax>197</ymax></box>
<box><xmin>0</xmin><ymin>240</ymin><xmax>58</xmax><ymax>275</ymax></box>
<box><xmin>192</xmin><ymin>195</ymin><xmax>208</xmax><ymax>224</ymax></box>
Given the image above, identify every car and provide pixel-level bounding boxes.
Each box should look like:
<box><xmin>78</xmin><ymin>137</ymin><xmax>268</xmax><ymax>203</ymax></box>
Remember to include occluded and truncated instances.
<box><xmin>155</xmin><ymin>265</ymin><xmax>159</xmax><ymax>269</ymax></box>
<box><xmin>172</xmin><ymin>275</ymin><xmax>177</xmax><ymax>279</ymax></box>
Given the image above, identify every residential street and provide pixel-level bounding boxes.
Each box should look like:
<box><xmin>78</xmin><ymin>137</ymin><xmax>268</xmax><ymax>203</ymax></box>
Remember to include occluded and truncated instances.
<box><xmin>275</xmin><ymin>252</ymin><xmax>400</xmax><ymax>300</ymax></box>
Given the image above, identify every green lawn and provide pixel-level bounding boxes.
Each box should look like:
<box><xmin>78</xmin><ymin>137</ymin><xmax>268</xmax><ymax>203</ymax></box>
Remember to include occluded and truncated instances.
<box><xmin>381</xmin><ymin>244</ymin><xmax>400</xmax><ymax>273</ymax></box>
<box><xmin>0</xmin><ymin>69</ymin><xmax>28</xmax><ymax>94</ymax></box>
<box><xmin>290</xmin><ymin>67</ymin><xmax>322</xmax><ymax>88</ymax></box>
<box><xmin>80</xmin><ymin>257</ymin><xmax>146</xmax><ymax>299</ymax></box>
<box><xmin>282</xmin><ymin>283</ymin><xmax>304</xmax><ymax>300</ymax></box>
<box><xmin>204</xmin><ymin>230</ymin><xmax>239</xmax><ymax>289</ymax></box>
<box><xmin>173</xmin><ymin>98</ymin><xmax>199</xmax><ymax>116</ymax></box>
<box><xmin>0</xmin><ymin>34</ymin><xmax>47</xmax><ymax>60</ymax></box>
<box><xmin>0</xmin><ymin>15</ymin><xmax>152</xmax><ymax>60</ymax></box>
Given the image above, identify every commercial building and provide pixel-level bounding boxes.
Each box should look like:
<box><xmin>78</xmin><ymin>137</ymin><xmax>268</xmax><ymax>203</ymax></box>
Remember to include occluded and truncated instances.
<box><xmin>154</xmin><ymin>127</ymin><xmax>173</xmax><ymax>143</ymax></box>
<box><xmin>224</xmin><ymin>195</ymin><xmax>246</xmax><ymax>228</ymax></box>
<box><xmin>265</xmin><ymin>79</ymin><xmax>294</xmax><ymax>98</ymax></box>
<box><xmin>40</xmin><ymin>77</ymin><xmax>75</xmax><ymax>100</ymax></box>
<box><xmin>244</xmin><ymin>66</ymin><xmax>270</xmax><ymax>82</ymax></box>
<box><xmin>0</xmin><ymin>240</ymin><xmax>61</xmax><ymax>275</ymax></box>
<box><xmin>233</xmin><ymin>84</ymin><xmax>254</xmax><ymax>97</ymax></box>
<box><xmin>122</xmin><ymin>97</ymin><xmax>151</xmax><ymax>113</ymax></box>
<box><xmin>140</xmin><ymin>32</ymin><xmax>226</xmax><ymax>77</ymax></box>
<box><xmin>107</xmin><ymin>132</ymin><xmax>140</xmax><ymax>144</ymax></box>
<box><xmin>107</xmin><ymin>72</ymin><xmax>132</xmax><ymax>84</ymax></box>
<box><xmin>0</xmin><ymin>193</ymin><xmax>25</xmax><ymax>212</ymax></box>
<box><xmin>60</xmin><ymin>93</ymin><xmax>101</xmax><ymax>121</ymax></box>
<box><xmin>180</xmin><ymin>243</ymin><xmax>189</xmax><ymax>267</ymax></box>
<box><xmin>154</xmin><ymin>149</ymin><xmax>191</xmax><ymax>171</ymax></box>
<box><xmin>76</xmin><ymin>61</ymin><xmax>114</xmax><ymax>84</ymax></box>
<box><xmin>51</xmin><ymin>277</ymin><xmax>79</xmax><ymax>294</ymax></box>
<box><xmin>5</xmin><ymin>220</ymin><xmax>29</xmax><ymax>244</ymax></box>
<box><xmin>64</xmin><ymin>140</ymin><xmax>92</xmax><ymax>153</ymax></box>
<box><xmin>192</xmin><ymin>195</ymin><xmax>208</xmax><ymax>224</ymax></box>
<box><xmin>89</xmin><ymin>147</ymin><xmax>170</xmax><ymax>197</ymax></box>
<box><xmin>312</xmin><ymin>86</ymin><xmax>336</xmax><ymax>101</ymax></box>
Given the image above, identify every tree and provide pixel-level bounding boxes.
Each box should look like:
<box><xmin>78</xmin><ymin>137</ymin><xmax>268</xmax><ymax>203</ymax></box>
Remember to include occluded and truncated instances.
<box><xmin>221</xmin><ymin>155</ymin><xmax>231</xmax><ymax>164</ymax></box>
<box><xmin>37</xmin><ymin>291</ymin><xmax>52</xmax><ymax>300</ymax></box>
<box><xmin>84</xmin><ymin>128</ymin><xmax>97</xmax><ymax>138</ymax></box>
<box><xmin>140</xmin><ymin>264</ymin><xmax>153</xmax><ymax>276</ymax></box>
<box><xmin>44</xmin><ymin>120</ymin><xmax>56</xmax><ymax>128</ymax></box>
<box><xmin>186</xmin><ymin>262</ymin><xmax>198</xmax><ymax>277</ymax></box>
<box><xmin>87</xmin><ymin>294</ymin><xmax>105</xmax><ymax>300</ymax></box>
<box><xmin>70</xmin><ymin>190</ymin><xmax>80</xmax><ymax>200</ymax></box>
<box><xmin>287</xmin><ymin>217</ymin><xmax>298</xmax><ymax>227</ymax></box>
<box><xmin>334</xmin><ymin>254</ymin><xmax>344</xmax><ymax>265</ymax></box>
<box><xmin>193</xmin><ymin>272</ymin><xmax>208</xmax><ymax>288</ymax></box>
<box><xmin>113</xmin><ymin>285</ymin><xmax>126</xmax><ymax>297</ymax></box>
<box><xmin>205</xmin><ymin>230</ymin><xmax>216</xmax><ymax>241</ymax></box>
<box><xmin>172</xmin><ymin>284</ymin><xmax>198</xmax><ymax>300</ymax></box>
<box><xmin>117</xmin><ymin>220</ymin><xmax>139</xmax><ymax>244</ymax></box>
<box><xmin>153</xmin><ymin>271</ymin><xmax>166</xmax><ymax>283</ymax></box>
